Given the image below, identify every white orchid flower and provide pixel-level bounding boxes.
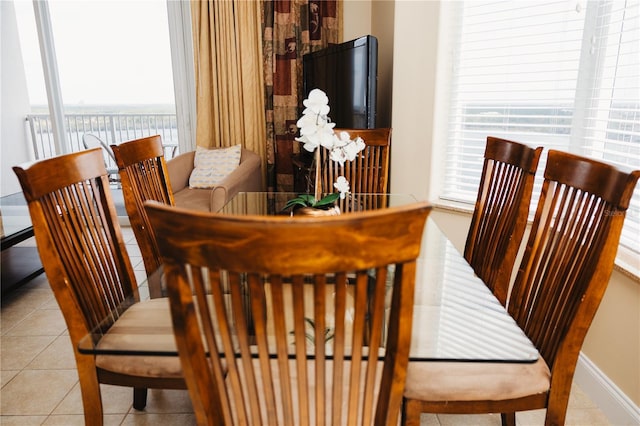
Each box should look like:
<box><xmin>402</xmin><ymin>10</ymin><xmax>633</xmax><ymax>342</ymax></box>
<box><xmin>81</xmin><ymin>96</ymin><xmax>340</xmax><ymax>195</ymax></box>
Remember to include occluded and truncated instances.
<box><xmin>334</xmin><ymin>176</ymin><xmax>350</xmax><ymax>199</ymax></box>
<box><xmin>334</xmin><ymin>131</ymin><xmax>352</xmax><ymax>148</ymax></box>
<box><xmin>303</xmin><ymin>89</ymin><xmax>330</xmax><ymax>116</ymax></box>
<box><xmin>295</xmin><ymin>135</ymin><xmax>316</xmax><ymax>152</ymax></box>
<box><xmin>329</xmin><ymin>145</ymin><xmax>347</xmax><ymax>165</ymax></box>
<box><xmin>326</xmin><ymin>132</ymin><xmax>348</xmax><ymax>165</ymax></box>
<box><xmin>296</xmin><ymin>120</ymin><xmax>336</xmax><ymax>152</ymax></box>
<box><xmin>328</xmin><ymin>132</ymin><xmax>366</xmax><ymax>165</ymax></box>
<box><xmin>343</xmin><ymin>136</ymin><xmax>365</xmax><ymax>162</ymax></box>
<box><xmin>296</xmin><ymin>113</ymin><xmax>319</xmax><ymax>134</ymax></box>
<box><xmin>319</xmin><ymin>125</ymin><xmax>337</xmax><ymax>148</ymax></box>
<box><xmin>295</xmin><ymin>90</ymin><xmax>337</xmax><ymax>153</ymax></box>
<box><xmin>353</xmin><ymin>136</ymin><xmax>365</xmax><ymax>152</ymax></box>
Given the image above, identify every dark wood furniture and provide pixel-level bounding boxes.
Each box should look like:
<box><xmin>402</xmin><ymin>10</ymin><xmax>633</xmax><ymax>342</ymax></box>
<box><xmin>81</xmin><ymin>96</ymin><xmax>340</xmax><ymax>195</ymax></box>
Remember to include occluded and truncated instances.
<box><xmin>13</xmin><ymin>149</ymin><xmax>186</xmax><ymax>425</ymax></box>
<box><xmin>464</xmin><ymin>136</ymin><xmax>542</xmax><ymax>305</ymax></box>
<box><xmin>111</xmin><ymin>135</ymin><xmax>175</xmax><ymax>299</ymax></box>
<box><xmin>403</xmin><ymin>151</ymin><xmax>640</xmax><ymax>426</ymax></box>
<box><xmin>146</xmin><ymin>200</ymin><xmax>432</xmax><ymax>425</ymax></box>
<box><xmin>1</xmin><ymin>192</ymin><xmax>44</xmax><ymax>294</ymax></box>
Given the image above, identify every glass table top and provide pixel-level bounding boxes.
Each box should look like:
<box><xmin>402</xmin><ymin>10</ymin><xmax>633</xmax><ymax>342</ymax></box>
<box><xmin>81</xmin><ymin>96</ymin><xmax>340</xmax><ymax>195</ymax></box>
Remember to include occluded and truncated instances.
<box><xmin>79</xmin><ymin>193</ymin><xmax>539</xmax><ymax>363</ymax></box>
<box><xmin>219</xmin><ymin>192</ymin><xmax>418</xmax><ymax>216</ymax></box>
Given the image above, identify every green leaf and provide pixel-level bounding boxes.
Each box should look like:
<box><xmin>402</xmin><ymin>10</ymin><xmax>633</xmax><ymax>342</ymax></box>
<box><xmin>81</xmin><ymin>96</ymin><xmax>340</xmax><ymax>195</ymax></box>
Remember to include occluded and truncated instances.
<box><xmin>314</xmin><ymin>192</ymin><xmax>340</xmax><ymax>207</ymax></box>
<box><xmin>283</xmin><ymin>199</ymin><xmax>306</xmax><ymax>210</ymax></box>
<box><xmin>298</xmin><ymin>194</ymin><xmax>317</xmax><ymax>204</ymax></box>
<box><xmin>283</xmin><ymin>194</ymin><xmax>318</xmax><ymax>210</ymax></box>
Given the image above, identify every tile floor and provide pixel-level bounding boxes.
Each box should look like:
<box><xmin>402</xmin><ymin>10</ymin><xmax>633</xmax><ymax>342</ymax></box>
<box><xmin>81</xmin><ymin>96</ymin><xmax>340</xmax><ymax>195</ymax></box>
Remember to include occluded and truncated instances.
<box><xmin>1</xmin><ymin>228</ymin><xmax>612</xmax><ymax>425</ymax></box>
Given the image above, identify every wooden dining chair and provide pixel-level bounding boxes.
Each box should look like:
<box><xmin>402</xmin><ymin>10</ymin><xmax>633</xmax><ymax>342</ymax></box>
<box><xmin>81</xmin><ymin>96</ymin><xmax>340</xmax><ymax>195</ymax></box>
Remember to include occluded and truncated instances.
<box><xmin>13</xmin><ymin>149</ymin><xmax>185</xmax><ymax>424</ymax></box>
<box><xmin>145</xmin><ymin>200</ymin><xmax>432</xmax><ymax>425</ymax></box>
<box><xmin>464</xmin><ymin>136</ymin><xmax>542</xmax><ymax>305</ymax></box>
<box><xmin>111</xmin><ymin>135</ymin><xmax>175</xmax><ymax>299</ymax></box>
<box><xmin>319</xmin><ymin>128</ymin><xmax>391</xmax><ymax>212</ymax></box>
<box><xmin>402</xmin><ymin>150</ymin><xmax>640</xmax><ymax>426</ymax></box>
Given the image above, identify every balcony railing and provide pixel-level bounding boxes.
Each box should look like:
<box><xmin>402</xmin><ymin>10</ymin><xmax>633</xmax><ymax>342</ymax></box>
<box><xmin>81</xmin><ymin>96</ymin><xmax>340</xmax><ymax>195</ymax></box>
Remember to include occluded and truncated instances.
<box><xmin>25</xmin><ymin>113</ymin><xmax>180</xmax><ymax>162</ymax></box>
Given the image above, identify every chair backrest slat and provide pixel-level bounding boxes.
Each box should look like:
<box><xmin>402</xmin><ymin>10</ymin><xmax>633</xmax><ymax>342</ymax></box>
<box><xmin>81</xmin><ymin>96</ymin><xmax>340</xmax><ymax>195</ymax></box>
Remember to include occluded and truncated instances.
<box><xmin>319</xmin><ymin>128</ymin><xmax>391</xmax><ymax>212</ymax></box>
<box><xmin>147</xmin><ymin>201</ymin><xmax>431</xmax><ymax>425</ymax></box>
<box><xmin>13</xmin><ymin>148</ymin><xmax>138</xmax><ymax>341</ymax></box>
<box><xmin>111</xmin><ymin>135</ymin><xmax>174</xmax><ymax>279</ymax></box>
<box><xmin>508</xmin><ymin>150</ymin><xmax>640</xmax><ymax>370</ymax></box>
<box><xmin>464</xmin><ymin>136</ymin><xmax>542</xmax><ymax>305</ymax></box>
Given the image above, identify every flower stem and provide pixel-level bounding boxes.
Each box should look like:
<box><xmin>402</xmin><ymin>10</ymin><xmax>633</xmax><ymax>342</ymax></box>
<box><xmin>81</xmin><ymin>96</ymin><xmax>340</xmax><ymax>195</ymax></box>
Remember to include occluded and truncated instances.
<box><xmin>314</xmin><ymin>148</ymin><xmax>322</xmax><ymax>201</ymax></box>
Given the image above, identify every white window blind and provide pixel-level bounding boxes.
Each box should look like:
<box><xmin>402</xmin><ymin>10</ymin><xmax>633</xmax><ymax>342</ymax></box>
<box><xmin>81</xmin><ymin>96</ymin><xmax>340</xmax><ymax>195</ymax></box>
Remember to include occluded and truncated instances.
<box><xmin>579</xmin><ymin>1</ymin><xmax>640</xmax><ymax>252</ymax></box>
<box><xmin>442</xmin><ymin>0</ymin><xmax>640</xmax><ymax>255</ymax></box>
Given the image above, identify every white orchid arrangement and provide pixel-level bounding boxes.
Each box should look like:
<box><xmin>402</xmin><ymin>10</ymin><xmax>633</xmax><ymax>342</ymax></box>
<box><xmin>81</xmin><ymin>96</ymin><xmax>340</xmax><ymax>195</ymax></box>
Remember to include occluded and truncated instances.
<box><xmin>284</xmin><ymin>89</ymin><xmax>366</xmax><ymax>211</ymax></box>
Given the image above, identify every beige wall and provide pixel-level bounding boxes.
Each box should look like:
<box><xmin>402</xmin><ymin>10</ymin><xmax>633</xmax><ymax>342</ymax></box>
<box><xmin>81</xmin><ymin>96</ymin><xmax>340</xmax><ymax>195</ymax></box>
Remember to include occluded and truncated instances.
<box><xmin>342</xmin><ymin>1</ymin><xmax>372</xmax><ymax>40</ymax></box>
<box><xmin>582</xmin><ymin>270</ymin><xmax>640</xmax><ymax>403</ymax></box>
<box><xmin>345</xmin><ymin>0</ymin><xmax>640</xmax><ymax>408</ymax></box>
<box><xmin>370</xmin><ymin>1</ymin><xmax>395</xmax><ymax>128</ymax></box>
<box><xmin>1</xmin><ymin>1</ymin><xmax>33</xmax><ymax>196</ymax></box>
<box><xmin>342</xmin><ymin>1</ymin><xmax>395</xmax><ymax>128</ymax></box>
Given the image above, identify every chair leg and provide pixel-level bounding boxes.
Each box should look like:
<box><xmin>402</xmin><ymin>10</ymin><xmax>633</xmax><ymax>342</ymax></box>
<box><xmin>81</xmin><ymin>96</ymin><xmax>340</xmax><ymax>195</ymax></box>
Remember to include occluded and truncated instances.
<box><xmin>133</xmin><ymin>387</ymin><xmax>148</xmax><ymax>410</ymax></box>
<box><xmin>501</xmin><ymin>412</ymin><xmax>516</xmax><ymax>426</ymax></box>
<box><xmin>78</xmin><ymin>383</ymin><xmax>104</xmax><ymax>425</ymax></box>
<box><xmin>76</xmin><ymin>359</ymin><xmax>105</xmax><ymax>424</ymax></box>
<box><xmin>401</xmin><ymin>399</ymin><xmax>422</xmax><ymax>426</ymax></box>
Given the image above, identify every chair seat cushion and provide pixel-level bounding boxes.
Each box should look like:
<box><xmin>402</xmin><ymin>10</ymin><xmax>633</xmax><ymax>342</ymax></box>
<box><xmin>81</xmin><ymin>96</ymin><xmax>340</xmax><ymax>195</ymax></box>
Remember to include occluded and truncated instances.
<box><xmin>95</xmin><ymin>298</ymin><xmax>182</xmax><ymax>379</ymax></box>
<box><xmin>404</xmin><ymin>357</ymin><xmax>550</xmax><ymax>402</ymax></box>
<box><xmin>97</xmin><ymin>354</ymin><xmax>183</xmax><ymax>379</ymax></box>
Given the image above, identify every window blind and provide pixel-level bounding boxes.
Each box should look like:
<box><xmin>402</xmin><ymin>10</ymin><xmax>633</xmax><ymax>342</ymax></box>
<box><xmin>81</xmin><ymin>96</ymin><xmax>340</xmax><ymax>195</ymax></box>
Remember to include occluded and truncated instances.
<box><xmin>578</xmin><ymin>0</ymin><xmax>640</xmax><ymax>252</ymax></box>
<box><xmin>442</xmin><ymin>0</ymin><xmax>640</xmax><ymax>255</ymax></box>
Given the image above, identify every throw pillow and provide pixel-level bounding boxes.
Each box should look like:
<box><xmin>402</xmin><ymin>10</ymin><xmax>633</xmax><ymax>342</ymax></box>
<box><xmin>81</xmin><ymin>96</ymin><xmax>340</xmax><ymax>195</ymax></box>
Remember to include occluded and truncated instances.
<box><xmin>189</xmin><ymin>145</ymin><xmax>242</xmax><ymax>189</ymax></box>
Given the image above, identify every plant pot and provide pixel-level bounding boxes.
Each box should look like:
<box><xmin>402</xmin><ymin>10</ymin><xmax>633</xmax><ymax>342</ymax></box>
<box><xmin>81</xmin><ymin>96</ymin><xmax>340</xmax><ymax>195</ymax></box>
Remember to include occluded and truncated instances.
<box><xmin>294</xmin><ymin>206</ymin><xmax>341</xmax><ymax>217</ymax></box>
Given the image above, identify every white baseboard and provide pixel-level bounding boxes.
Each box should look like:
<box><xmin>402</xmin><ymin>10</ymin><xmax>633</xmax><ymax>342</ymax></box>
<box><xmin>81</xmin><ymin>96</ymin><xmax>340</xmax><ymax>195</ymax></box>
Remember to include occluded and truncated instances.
<box><xmin>574</xmin><ymin>353</ymin><xmax>640</xmax><ymax>425</ymax></box>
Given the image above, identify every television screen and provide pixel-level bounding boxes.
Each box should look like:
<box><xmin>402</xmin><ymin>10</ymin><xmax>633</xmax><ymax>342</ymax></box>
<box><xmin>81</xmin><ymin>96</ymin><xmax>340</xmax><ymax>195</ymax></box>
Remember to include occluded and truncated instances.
<box><xmin>302</xmin><ymin>35</ymin><xmax>378</xmax><ymax>129</ymax></box>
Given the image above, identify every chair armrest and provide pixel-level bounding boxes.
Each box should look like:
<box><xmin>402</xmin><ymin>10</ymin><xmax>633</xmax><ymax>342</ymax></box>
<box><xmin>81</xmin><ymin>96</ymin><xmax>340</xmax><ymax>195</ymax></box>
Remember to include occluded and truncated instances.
<box><xmin>166</xmin><ymin>151</ymin><xmax>195</xmax><ymax>194</ymax></box>
<box><xmin>209</xmin><ymin>148</ymin><xmax>263</xmax><ymax>211</ymax></box>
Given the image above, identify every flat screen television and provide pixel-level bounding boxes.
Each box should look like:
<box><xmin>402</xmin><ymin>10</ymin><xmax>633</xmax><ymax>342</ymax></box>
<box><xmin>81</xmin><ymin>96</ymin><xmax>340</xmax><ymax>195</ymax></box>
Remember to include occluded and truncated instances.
<box><xmin>302</xmin><ymin>35</ymin><xmax>378</xmax><ymax>129</ymax></box>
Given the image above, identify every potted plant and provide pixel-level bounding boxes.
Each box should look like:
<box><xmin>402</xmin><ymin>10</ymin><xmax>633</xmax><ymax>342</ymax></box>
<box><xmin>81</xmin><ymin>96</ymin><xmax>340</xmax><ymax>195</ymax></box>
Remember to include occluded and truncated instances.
<box><xmin>283</xmin><ymin>89</ymin><xmax>365</xmax><ymax>215</ymax></box>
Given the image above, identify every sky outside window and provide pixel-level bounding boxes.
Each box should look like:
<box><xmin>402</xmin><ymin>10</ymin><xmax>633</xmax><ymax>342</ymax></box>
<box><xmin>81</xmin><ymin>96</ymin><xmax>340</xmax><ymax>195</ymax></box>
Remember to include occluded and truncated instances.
<box><xmin>15</xmin><ymin>0</ymin><xmax>174</xmax><ymax>108</ymax></box>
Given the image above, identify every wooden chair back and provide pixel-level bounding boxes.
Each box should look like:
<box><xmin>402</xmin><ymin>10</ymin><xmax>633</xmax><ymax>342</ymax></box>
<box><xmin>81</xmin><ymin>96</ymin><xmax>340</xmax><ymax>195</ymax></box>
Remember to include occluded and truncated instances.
<box><xmin>319</xmin><ymin>128</ymin><xmax>391</xmax><ymax>212</ymax></box>
<box><xmin>111</xmin><ymin>135</ymin><xmax>174</xmax><ymax>297</ymax></box>
<box><xmin>13</xmin><ymin>149</ymin><xmax>138</xmax><ymax>335</ymax></box>
<box><xmin>146</xmin><ymin>201</ymin><xmax>432</xmax><ymax>426</ymax></box>
<box><xmin>507</xmin><ymin>150</ymin><xmax>640</xmax><ymax>423</ymax></box>
<box><xmin>12</xmin><ymin>149</ymin><xmax>141</xmax><ymax>417</ymax></box>
<box><xmin>464</xmin><ymin>136</ymin><xmax>542</xmax><ymax>305</ymax></box>
<box><xmin>401</xmin><ymin>151</ymin><xmax>639</xmax><ymax>426</ymax></box>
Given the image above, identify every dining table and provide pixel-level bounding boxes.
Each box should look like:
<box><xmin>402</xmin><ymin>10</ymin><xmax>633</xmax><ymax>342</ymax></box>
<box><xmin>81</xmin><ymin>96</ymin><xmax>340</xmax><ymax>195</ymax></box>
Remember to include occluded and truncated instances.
<box><xmin>78</xmin><ymin>192</ymin><xmax>539</xmax><ymax>364</ymax></box>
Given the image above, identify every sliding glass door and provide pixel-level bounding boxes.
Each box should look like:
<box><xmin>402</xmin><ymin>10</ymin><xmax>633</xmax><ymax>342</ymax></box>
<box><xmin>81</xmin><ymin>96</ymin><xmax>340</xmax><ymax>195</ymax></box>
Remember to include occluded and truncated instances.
<box><xmin>12</xmin><ymin>0</ymin><xmax>194</xmax><ymax>162</ymax></box>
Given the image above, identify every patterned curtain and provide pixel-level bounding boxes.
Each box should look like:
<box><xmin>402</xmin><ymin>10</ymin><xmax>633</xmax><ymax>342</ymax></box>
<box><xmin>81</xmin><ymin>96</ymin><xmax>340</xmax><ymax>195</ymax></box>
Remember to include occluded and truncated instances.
<box><xmin>262</xmin><ymin>0</ymin><xmax>341</xmax><ymax>192</ymax></box>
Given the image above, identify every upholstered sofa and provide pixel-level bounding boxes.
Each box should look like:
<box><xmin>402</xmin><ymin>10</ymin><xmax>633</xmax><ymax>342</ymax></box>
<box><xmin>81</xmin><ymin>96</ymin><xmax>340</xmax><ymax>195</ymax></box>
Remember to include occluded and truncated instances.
<box><xmin>166</xmin><ymin>147</ymin><xmax>262</xmax><ymax>212</ymax></box>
